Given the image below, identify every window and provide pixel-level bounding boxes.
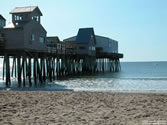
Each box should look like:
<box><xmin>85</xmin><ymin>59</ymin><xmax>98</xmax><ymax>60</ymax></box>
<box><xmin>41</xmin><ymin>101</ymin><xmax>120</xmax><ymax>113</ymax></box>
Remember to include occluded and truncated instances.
<box><xmin>92</xmin><ymin>46</ymin><xmax>95</xmax><ymax>51</ymax></box>
<box><xmin>89</xmin><ymin>46</ymin><xmax>91</xmax><ymax>51</ymax></box>
<box><xmin>14</xmin><ymin>15</ymin><xmax>17</xmax><ymax>20</ymax></box>
<box><xmin>34</xmin><ymin>16</ymin><xmax>37</xmax><ymax>21</ymax></box>
<box><xmin>32</xmin><ymin>16</ymin><xmax>40</xmax><ymax>22</ymax></box>
<box><xmin>57</xmin><ymin>44</ymin><xmax>61</xmax><ymax>49</ymax></box>
<box><xmin>79</xmin><ymin>46</ymin><xmax>86</xmax><ymax>50</ymax></box>
<box><xmin>31</xmin><ymin>34</ymin><xmax>35</xmax><ymax>41</ymax></box>
<box><xmin>20</xmin><ymin>16</ymin><xmax>23</xmax><ymax>20</ymax></box>
<box><xmin>89</xmin><ymin>46</ymin><xmax>95</xmax><ymax>51</ymax></box>
<box><xmin>48</xmin><ymin>40</ymin><xmax>53</xmax><ymax>43</ymax></box>
<box><xmin>91</xmin><ymin>35</ymin><xmax>93</xmax><ymax>39</ymax></box>
<box><xmin>14</xmin><ymin>15</ymin><xmax>23</xmax><ymax>21</ymax></box>
<box><xmin>36</xmin><ymin>16</ymin><xmax>39</xmax><ymax>22</ymax></box>
<box><xmin>39</xmin><ymin>36</ymin><xmax>45</xmax><ymax>43</ymax></box>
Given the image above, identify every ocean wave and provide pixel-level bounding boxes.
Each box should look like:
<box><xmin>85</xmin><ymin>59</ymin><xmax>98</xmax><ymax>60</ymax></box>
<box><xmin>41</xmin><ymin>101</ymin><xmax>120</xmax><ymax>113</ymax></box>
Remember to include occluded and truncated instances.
<box><xmin>74</xmin><ymin>88</ymin><xmax>167</xmax><ymax>93</ymax></box>
<box><xmin>112</xmin><ymin>78</ymin><xmax>167</xmax><ymax>80</ymax></box>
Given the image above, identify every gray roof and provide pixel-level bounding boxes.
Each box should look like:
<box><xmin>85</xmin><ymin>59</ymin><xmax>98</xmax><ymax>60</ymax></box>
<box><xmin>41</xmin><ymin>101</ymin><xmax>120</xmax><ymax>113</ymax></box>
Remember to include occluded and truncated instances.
<box><xmin>76</xmin><ymin>28</ymin><xmax>95</xmax><ymax>43</ymax></box>
<box><xmin>64</xmin><ymin>33</ymin><xmax>118</xmax><ymax>44</ymax></box>
<box><xmin>47</xmin><ymin>37</ymin><xmax>60</xmax><ymax>43</ymax></box>
<box><xmin>0</xmin><ymin>14</ymin><xmax>6</xmax><ymax>20</ymax></box>
<box><xmin>10</xmin><ymin>6</ymin><xmax>42</xmax><ymax>16</ymax></box>
<box><xmin>4</xmin><ymin>21</ymin><xmax>29</xmax><ymax>29</ymax></box>
<box><xmin>63</xmin><ymin>36</ymin><xmax>76</xmax><ymax>42</ymax></box>
<box><xmin>96</xmin><ymin>35</ymin><xmax>118</xmax><ymax>42</ymax></box>
<box><xmin>4</xmin><ymin>21</ymin><xmax>47</xmax><ymax>33</ymax></box>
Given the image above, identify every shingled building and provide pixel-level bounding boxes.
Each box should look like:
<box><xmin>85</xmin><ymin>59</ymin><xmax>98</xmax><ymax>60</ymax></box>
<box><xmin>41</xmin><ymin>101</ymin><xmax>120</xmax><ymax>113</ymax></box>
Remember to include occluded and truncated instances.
<box><xmin>64</xmin><ymin>28</ymin><xmax>96</xmax><ymax>56</ymax></box>
<box><xmin>64</xmin><ymin>28</ymin><xmax>119</xmax><ymax>56</ymax></box>
<box><xmin>2</xmin><ymin>6</ymin><xmax>47</xmax><ymax>52</ymax></box>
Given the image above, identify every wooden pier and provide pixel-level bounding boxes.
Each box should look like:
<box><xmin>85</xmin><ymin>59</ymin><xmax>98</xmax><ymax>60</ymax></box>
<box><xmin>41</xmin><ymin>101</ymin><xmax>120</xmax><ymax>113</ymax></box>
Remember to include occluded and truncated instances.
<box><xmin>0</xmin><ymin>48</ymin><xmax>123</xmax><ymax>87</ymax></box>
<box><xmin>0</xmin><ymin>6</ymin><xmax>123</xmax><ymax>88</ymax></box>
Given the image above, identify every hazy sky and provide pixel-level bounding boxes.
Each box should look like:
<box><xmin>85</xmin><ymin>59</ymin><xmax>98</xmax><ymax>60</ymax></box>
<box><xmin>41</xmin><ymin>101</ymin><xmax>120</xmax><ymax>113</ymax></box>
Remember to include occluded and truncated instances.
<box><xmin>1</xmin><ymin>0</ymin><xmax>167</xmax><ymax>62</ymax></box>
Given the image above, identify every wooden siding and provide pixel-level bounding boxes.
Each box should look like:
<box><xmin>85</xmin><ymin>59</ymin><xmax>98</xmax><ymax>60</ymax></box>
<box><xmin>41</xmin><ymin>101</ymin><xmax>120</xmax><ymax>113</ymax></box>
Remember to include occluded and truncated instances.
<box><xmin>0</xmin><ymin>33</ymin><xmax>5</xmax><ymax>49</ymax></box>
<box><xmin>2</xmin><ymin>21</ymin><xmax>47</xmax><ymax>52</ymax></box>
<box><xmin>2</xmin><ymin>28</ymin><xmax>24</xmax><ymax>50</ymax></box>
<box><xmin>24</xmin><ymin>21</ymin><xmax>47</xmax><ymax>52</ymax></box>
<box><xmin>96</xmin><ymin>36</ymin><xmax>118</xmax><ymax>53</ymax></box>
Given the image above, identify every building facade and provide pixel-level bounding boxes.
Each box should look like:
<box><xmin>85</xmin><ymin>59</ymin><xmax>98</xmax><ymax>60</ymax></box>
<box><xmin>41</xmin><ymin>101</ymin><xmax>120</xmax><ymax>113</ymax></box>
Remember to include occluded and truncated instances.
<box><xmin>64</xmin><ymin>28</ymin><xmax>96</xmax><ymax>56</ymax></box>
<box><xmin>63</xmin><ymin>28</ymin><xmax>118</xmax><ymax>55</ymax></box>
<box><xmin>46</xmin><ymin>36</ymin><xmax>61</xmax><ymax>53</ymax></box>
<box><xmin>95</xmin><ymin>35</ymin><xmax>118</xmax><ymax>54</ymax></box>
<box><xmin>2</xmin><ymin>6</ymin><xmax>47</xmax><ymax>52</ymax></box>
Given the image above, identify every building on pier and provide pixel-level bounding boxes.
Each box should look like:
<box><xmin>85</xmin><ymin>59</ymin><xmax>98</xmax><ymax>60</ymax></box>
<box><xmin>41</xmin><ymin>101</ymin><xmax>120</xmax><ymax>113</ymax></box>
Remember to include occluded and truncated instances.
<box><xmin>95</xmin><ymin>35</ymin><xmax>118</xmax><ymax>54</ymax></box>
<box><xmin>46</xmin><ymin>36</ymin><xmax>61</xmax><ymax>54</ymax></box>
<box><xmin>64</xmin><ymin>41</ymin><xmax>77</xmax><ymax>55</ymax></box>
<box><xmin>63</xmin><ymin>28</ymin><xmax>119</xmax><ymax>56</ymax></box>
<box><xmin>64</xmin><ymin>28</ymin><xmax>96</xmax><ymax>56</ymax></box>
<box><xmin>1</xmin><ymin>6</ymin><xmax>47</xmax><ymax>52</ymax></box>
<box><xmin>46</xmin><ymin>37</ymin><xmax>77</xmax><ymax>55</ymax></box>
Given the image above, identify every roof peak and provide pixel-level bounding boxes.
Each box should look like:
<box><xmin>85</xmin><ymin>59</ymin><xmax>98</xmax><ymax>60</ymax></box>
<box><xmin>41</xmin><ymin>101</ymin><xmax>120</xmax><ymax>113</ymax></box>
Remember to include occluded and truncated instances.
<box><xmin>10</xmin><ymin>6</ymin><xmax>42</xmax><ymax>16</ymax></box>
<box><xmin>0</xmin><ymin>14</ymin><xmax>6</xmax><ymax>20</ymax></box>
<box><xmin>79</xmin><ymin>27</ymin><xmax>94</xmax><ymax>30</ymax></box>
<box><xmin>15</xmin><ymin>6</ymin><xmax>37</xmax><ymax>8</ymax></box>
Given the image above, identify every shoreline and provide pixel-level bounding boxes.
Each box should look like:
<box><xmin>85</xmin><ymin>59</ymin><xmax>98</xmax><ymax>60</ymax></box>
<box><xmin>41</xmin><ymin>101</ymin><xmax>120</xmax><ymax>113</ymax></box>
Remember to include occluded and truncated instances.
<box><xmin>0</xmin><ymin>91</ymin><xmax>167</xmax><ymax>124</ymax></box>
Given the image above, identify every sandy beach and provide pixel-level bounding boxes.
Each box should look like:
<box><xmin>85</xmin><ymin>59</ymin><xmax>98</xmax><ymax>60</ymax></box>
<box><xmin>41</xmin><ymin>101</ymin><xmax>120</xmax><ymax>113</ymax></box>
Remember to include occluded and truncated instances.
<box><xmin>0</xmin><ymin>91</ymin><xmax>167</xmax><ymax>125</ymax></box>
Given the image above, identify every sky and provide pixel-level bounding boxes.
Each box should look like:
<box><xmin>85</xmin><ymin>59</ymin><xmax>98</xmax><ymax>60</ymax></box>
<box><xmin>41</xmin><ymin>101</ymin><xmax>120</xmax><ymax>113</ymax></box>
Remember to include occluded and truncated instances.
<box><xmin>1</xmin><ymin>0</ymin><xmax>167</xmax><ymax>62</ymax></box>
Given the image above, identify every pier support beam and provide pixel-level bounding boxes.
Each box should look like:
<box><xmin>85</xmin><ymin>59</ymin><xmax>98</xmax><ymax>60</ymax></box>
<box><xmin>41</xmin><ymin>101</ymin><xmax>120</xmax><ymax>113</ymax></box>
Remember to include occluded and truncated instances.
<box><xmin>5</xmin><ymin>54</ymin><xmax>10</xmax><ymax>87</ymax></box>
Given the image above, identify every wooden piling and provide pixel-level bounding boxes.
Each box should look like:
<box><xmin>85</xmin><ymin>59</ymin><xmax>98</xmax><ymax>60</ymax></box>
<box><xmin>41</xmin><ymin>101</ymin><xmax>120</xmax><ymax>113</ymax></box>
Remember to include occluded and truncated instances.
<box><xmin>17</xmin><ymin>55</ymin><xmax>21</xmax><ymax>86</ymax></box>
<box><xmin>5</xmin><ymin>54</ymin><xmax>10</xmax><ymax>87</ymax></box>
<box><xmin>33</xmin><ymin>56</ymin><xmax>37</xmax><ymax>85</ymax></box>
<box><xmin>28</xmin><ymin>57</ymin><xmax>32</xmax><ymax>86</ymax></box>
<box><xmin>11</xmin><ymin>57</ymin><xmax>16</xmax><ymax>77</ymax></box>
<box><xmin>22</xmin><ymin>55</ymin><xmax>26</xmax><ymax>86</ymax></box>
<box><xmin>2</xmin><ymin>57</ymin><xmax>5</xmax><ymax>80</ymax></box>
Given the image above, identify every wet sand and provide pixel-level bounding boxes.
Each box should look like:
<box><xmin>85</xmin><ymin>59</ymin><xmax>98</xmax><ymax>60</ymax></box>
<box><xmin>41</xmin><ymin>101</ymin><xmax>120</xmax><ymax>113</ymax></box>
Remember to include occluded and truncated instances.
<box><xmin>0</xmin><ymin>91</ymin><xmax>167</xmax><ymax>125</ymax></box>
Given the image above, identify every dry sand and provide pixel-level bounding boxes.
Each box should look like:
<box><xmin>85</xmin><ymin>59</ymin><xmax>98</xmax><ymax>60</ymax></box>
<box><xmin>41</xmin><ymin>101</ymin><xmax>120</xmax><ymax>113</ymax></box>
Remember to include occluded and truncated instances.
<box><xmin>0</xmin><ymin>91</ymin><xmax>167</xmax><ymax>125</ymax></box>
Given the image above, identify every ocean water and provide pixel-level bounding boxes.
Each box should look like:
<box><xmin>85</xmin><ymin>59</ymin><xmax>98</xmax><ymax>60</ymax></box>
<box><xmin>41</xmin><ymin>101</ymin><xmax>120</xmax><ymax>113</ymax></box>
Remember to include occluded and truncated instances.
<box><xmin>0</xmin><ymin>61</ymin><xmax>167</xmax><ymax>93</ymax></box>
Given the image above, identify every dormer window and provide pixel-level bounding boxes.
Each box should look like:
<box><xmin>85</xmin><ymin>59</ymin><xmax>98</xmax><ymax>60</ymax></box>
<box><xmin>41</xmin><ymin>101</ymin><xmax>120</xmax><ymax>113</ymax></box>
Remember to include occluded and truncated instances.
<box><xmin>14</xmin><ymin>15</ymin><xmax>17</xmax><ymax>20</ymax></box>
<box><xmin>36</xmin><ymin>16</ymin><xmax>39</xmax><ymax>22</ymax></box>
<box><xmin>34</xmin><ymin>16</ymin><xmax>37</xmax><ymax>21</ymax></box>
<box><xmin>20</xmin><ymin>16</ymin><xmax>23</xmax><ymax>20</ymax></box>
<box><xmin>32</xmin><ymin>16</ymin><xmax>40</xmax><ymax>22</ymax></box>
<box><xmin>10</xmin><ymin>6</ymin><xmax>43</xmax><ymax>23</ymax></box>
<box><xmin>14</xmin><ymin>15</ymin><xmax>23</xmax><ymax>21</ymax></box>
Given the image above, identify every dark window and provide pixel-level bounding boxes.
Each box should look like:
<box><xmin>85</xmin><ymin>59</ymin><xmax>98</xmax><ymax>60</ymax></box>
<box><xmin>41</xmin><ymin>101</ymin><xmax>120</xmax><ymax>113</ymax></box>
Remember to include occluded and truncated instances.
<box><xmin>57</xmin><ymin>44</ymin><xmax>61</xmax><ymax>49</ymax></box>
<box><xmin>15</xmin><ymin>15</ymin><xmax>23</xmax><ymax>21</ymax></box>
<box><xmin>79</xmin><ymin>46</ymin><xmax>86</xmax><ymax>49</ymax></box>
